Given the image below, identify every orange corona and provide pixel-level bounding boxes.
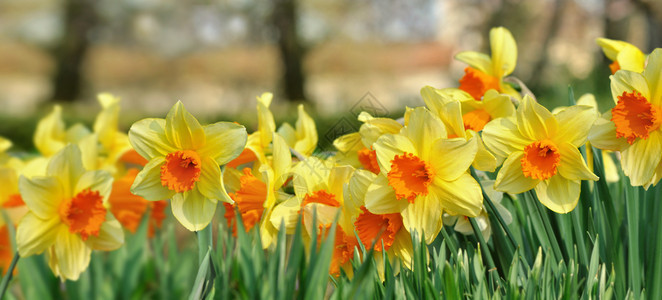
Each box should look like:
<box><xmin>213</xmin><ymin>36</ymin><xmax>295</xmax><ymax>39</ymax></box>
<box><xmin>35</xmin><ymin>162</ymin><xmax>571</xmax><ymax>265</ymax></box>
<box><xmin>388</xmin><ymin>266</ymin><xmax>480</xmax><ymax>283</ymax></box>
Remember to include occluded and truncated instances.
<box><xmin>611</xmin><ymin>91</ymin><xmax>662</xmax><ymax>144</ymax></box>
<box><xmin>387</xmin><ymin>152</ymin><xmax>434</xmax><ymax>203</ymax></box>
<box><xmin>58</xmin><ymin>189</ymin><xmax>106</xmax><ymax>240</ymax></box>
<box><xmin>160</xmin><ymin>150</ymin><xmax>202</xmax><ymax>192</ymax></box>
<box><xmin>521</xmin><ymin>140</ymin><xmax>561</xmax><ymax>180</ymax></box>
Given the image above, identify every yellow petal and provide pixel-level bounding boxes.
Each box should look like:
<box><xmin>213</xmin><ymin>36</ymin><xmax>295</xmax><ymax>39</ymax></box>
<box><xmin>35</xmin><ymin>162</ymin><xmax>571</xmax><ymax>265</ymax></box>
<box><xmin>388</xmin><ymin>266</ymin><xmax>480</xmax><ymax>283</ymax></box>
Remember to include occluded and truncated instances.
<box><xmin>373</xmin><ymin>134</ymin><xmax>416</xmax><ymax>174</ymax></box>
<box><xmin>596</xmin><ymin>38</ymin><xmax>629</xmax><ymax>61</ymax></box>
<box><xmin>553</xmin><ymin>104</ymin><xmax>597</xmax><ymax>147</ymax></box>
<box><xmin>616</xmin><ymin>45</ymin><xmax>645</xmax><ymax>73</ymax></box>
<box><xmin>270</xmin><ymin>196</ymin><xmax>300</xmax><ymax>234</ymax></box>
<box><xmin>93</xmin><ymin>93</ymin><xmax>120</xmax><ymax>149</ymax></box>
<box><xmin>292</xmin><ymin>157</ymin><xmax>330</xmax><ymax>197</ymax></box>
<box><xmin>469</xmin><ymin>131</ymin><xmax>497</xmax><ymax>172</ymax></box>
<box><xmin>401</xmin><ymin>192</ymin><xmax>443</xmax><ymax>244</ymax></box>
<box><xmin>390</xmin><ymin>229</ymin><xmax>414</xmax><ymax>269</ymax></box>
<box><xmin>128</xmin><ymin>118</ymin><xmax>175</xmax><ymax>161</ymax></box>
<box><xmin>272</xmin><ymin>133</ymin><xmax>292</xmax><ymax>189</ymax></box>
<box><xmin>610</xmin><ymin>70</ymin><xmax>650</xmax><ymax>105</ymax></box>
<box><xmin>401</xmin><ymin>107</ymin><xmax>446</xmax><ymax>160</ymax></box>
<box><xmin>588</xmin><ymin>112</ymin><xmax>630</xmax><ymax>151</ymax></box>
<box><xmin>494</xmin><ymin>151</ymin><xmax>539</xmax><ymax>194</ymax></box>
<box><xmin>517</xmin><ymin>96</ymin><xmax>557</xmax><ymax>141</ymax></box>
<box><xmin>165</xmin><ymin>101</ymin><xmax>206</xmax><ymax>150</ymax></box>
<box><xmin>490</xmin><ymin>27</ymin><xmax>517</xmax><ymax>77</ymax></box>
<box><xmin>34</xmin><ymin>105</ymin><xmax>66</xmax><ymax>157</ymax></box>
<box><xmin>198</xmin><ymin>122</ymin><xmax>247</xmax><ymax>165</ymax></box>
<box><xmin>621</xmin><ymin>131</ymin><xmax>662</xmax><ymax>186</ymax></box>
<box><xmin>47</xmin><ymin>144</ymin><xmax>86</xmax><ymax>197</ymax></box>
<box><xmin>257</xmin><ymin>93</ymin><xmax>276</xmax><ymax>148</ymax></box>
<box><xmin>77</xmin><ymin>134</ymin><xmax>99</xmax><ymax>171</ymax></box>
<box><xmin>344</xmin><ymin>169</ymin><xmax>376</xmax><ymax>213</ymax></box>
<box><xmin>644</xmin><ymin>49</ymin><xmax>662</xmax><ymax>107</ymax></box>
<box><xmin>294</xmin><ymin>105</ymin><xmax>318</xmax><ymax>156</ymax></box>
<box><xmin>557</xmin><ymin>142</ymin><xmax>598</xmax><ymax>181</ymax></box>
<box><xmin>131</xmin><ymin>157</ymin><xmax>176</xmax><ymax>201</ymax></box>
<box><xmin>454</xmin><ymin>51</ymin><xmax>493</xmax><ymax>75</ymax></box>
<box><xmin>16</xmin><ymin>213</ymin><xmax>61</xmax><ymax>256</ymax></box>
<box><xmin>365</xmin><ymin>174</ymin><xmax>408</xmax><ymax>214</ymax></box>
<box><xmin>328</xmin><ymin>165</ymin><xmax>354</xmax><ymax>201</ymax></box>
<box><xmin>534</xmin><ymin>176</ymin><xmax>581</xmax><ymax>214</ymax></box>
<box><xmin>432</xmin><ymin>173</ymin><xmax>483</xmax><ymax>217</ymax></box>
<box><xmin>74</xmin><ymin>170</ymin><xmax>114</xmax><ymax>203</ymax></box>
<box><xmin>85</xmin><ymin>214</ymin><xmax>124</xmax><ymax>251</ymax></box>
<box><xmin>197</xmin><ymin>156</ymin><xmax>233</xmax><ymax>203</ymax></box>
<box><xmin>429</xmin><ymin>137</ymin><xmax>477</xmax><ymax>181</ymax></box>
<box><xmin>0</xmin><ymin>136</ymin><xmax>11</xmax><ymax>153</ymax></box>
<box><xmin>482</xmin><ymin>117</ymin><xmax>530</xmax><ymax>159</ymax></box>
<box><xmin>18</xmin><ymin>175</ymin><xmax>62</xmax><ymax>218</ymax></box>
<box><xmin>277</xmin><ymin>122</ymin><xmax>296</xmax><ymax>147</ymax></box>
<box><xmin>171</xmin><ymin>187</ymin><xmax>217</xmax><ymax>231</ymax></box>
<box><xmin>483</xmin><ymin>90</ymin><xmax>516</xmax><ymax>119</ymax></box>
<box><xmin>333</xmin><ymin>132</ymin><xmax>363</xmax><ymax>153</ymax></box>
<box><xmin>49</xmin><ymin>227</ymin><xmax>91</xmax><ymax>281</ymax></box>
<box><xmin>65</xmin><ymin>123</ymin><xmax>92</xmax><ymax>144</ymax></box>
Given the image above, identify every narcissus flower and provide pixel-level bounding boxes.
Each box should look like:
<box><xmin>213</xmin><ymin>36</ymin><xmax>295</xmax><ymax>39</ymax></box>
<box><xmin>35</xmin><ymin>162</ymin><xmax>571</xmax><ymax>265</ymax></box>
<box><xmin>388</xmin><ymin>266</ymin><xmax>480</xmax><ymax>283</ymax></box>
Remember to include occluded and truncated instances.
<box><xmin>129</xmin><ymin>101</ymin><xmax>247</xmax><ymax>231</ymax></box>
<box><xmin>277</xmin><ymin>104</ymin><xmax>318</xmax><ymax>157</ymax></box>
<box><xmin>455</xmin><ymin>27</ymin><xmax>519</xmax><ymax>100</ymax></box>
<box><xmin>597</xmin><ymin>38</ymin><xmax>646</xmax><ymax>74</ymax></box>
<box><xmin>364</xmin><ymin>107</ymin><xmax>483</xmax><ymax>244</ymax></box>
<box><xmin>483</xmin><ymin>96</ymin><xmax>599</xmax><ymax>213</ymax></box>
<box><xmin>589</xmin><ymin>49</ymin><xmax>662</xmax><ymax>188</ymax></box>
<box><xmin>16</xmin><ymin>144</ymin><xmax>124</xmax><ymax>281</ymax></box>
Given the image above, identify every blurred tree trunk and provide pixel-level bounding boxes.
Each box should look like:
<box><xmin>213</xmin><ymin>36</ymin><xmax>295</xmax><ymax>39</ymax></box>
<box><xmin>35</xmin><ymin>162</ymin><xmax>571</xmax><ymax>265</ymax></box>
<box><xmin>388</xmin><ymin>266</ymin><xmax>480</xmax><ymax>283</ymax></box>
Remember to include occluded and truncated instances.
<box><xmin>51</xmin><ymin>0</ymin><xmax>97</xmax><ymax>102</ymax></box>
<box><xmin>272</xmin><ymin>0</ymin><xmax>308</xmax><ymax>102</ymax></box>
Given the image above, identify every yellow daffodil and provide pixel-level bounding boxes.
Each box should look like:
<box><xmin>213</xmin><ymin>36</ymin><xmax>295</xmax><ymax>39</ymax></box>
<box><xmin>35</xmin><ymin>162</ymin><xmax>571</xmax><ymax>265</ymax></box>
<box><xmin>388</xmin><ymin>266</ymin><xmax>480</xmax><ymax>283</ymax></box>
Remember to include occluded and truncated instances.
<box><xmin>589</xmin><ymin>49</ymin><xmax>662</xmax><ymax>188</ymax></box>
<box><xmin>224</xmin><ymin>133</ymin><xmax>292</xmax><ymax>248</ymax></box>
<box><xmin>128</xmin><ymin>101</ymin><xmax>247</xmax><ymax>231</ymax></box>
<box><xmin>363</xmin><ymin>107</ymin><xmax>483</xmax><ymax>244</ymax></box>
<box><xmin>421</xmin><ymin>86</ymin><xmax>514</xmax><ymax>171</ymax></box>
<box><xmin>597</xmin><ymin>38</ymin><xmax>646</xmax><ymax>74</ymax></box>
<box><xmin>455</xmin><ymin>27</ymin><xmax>519</xmax><ymax>100</ymax></box>
<box><xmin>345</xmin><ymin>169</ymin><xmax>413</xmax><ymax>269</ymax></box>
<box><xmin>228</xmin><ymin>93</ymin><xmax>275</xmax><ymax>168</ymax></box>
<box><xmin>482</xmin><ymin>96</ymin><xmax>599</xmax><ymax>213</ymax></box>
<box><xmin>92</xmin><ymin>93</ymin><xmax>134</xmax><ymax>174</ymax></box>
<box><xmin>16</xmin><ymin>144</ymin><xmax>124</xmax><ymax>281</ymax></box>
<box><xmin>270</xmin><ymin>156</ymin><xmax>356</xmax><ymax>275</ymax></box>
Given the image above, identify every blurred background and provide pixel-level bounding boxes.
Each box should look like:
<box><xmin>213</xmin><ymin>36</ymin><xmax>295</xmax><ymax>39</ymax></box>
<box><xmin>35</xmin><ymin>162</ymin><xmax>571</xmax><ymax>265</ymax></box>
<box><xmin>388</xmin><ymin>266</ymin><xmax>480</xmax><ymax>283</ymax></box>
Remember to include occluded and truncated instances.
<box><xmin>0</xmin><ymin>0</ymin><xmax>661</xmax><ymax>150</ymax></box>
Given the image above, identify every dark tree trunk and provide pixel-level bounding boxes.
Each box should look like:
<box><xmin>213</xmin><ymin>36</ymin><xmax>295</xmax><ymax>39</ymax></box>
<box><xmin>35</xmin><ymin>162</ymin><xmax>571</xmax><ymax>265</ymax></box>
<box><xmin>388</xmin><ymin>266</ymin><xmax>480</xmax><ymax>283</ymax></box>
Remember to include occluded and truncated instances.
<box><xmin>51</xmin><ymin>0</ymin><xmax>97</xmax><ymax>102</ymax></box>
<box><xmin>272</xmin><ymin>0</ymin><xmax>307</xmax><ymax>102</ymax></box>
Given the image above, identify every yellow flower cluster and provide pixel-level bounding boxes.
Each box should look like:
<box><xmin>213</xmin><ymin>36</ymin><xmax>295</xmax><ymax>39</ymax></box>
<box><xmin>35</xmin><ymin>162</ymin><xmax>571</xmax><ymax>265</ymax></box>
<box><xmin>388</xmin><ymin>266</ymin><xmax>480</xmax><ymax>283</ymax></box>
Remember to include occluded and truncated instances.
<box><xmin>1</xmin><ymin>27</ymin><xmax>660</xmax><ymax>281</ymax></box>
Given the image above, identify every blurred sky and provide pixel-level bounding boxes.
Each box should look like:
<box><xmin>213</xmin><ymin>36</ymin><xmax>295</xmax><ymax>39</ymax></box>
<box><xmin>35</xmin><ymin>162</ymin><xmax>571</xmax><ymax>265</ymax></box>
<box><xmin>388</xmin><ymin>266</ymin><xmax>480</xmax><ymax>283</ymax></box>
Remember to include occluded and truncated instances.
<box><xmin>0</xmin><ymin>0</ymin><xmax>660</xmax><ymax>119</ymax></box>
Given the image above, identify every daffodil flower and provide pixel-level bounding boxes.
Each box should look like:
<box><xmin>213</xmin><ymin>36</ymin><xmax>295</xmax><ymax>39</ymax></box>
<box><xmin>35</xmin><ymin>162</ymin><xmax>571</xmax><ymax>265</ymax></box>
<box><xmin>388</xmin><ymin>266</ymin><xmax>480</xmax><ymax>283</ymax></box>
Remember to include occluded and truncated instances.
<box><xmin>589</xmin><ymin>49</ymin><xmax>662</xmax><ymax>188</ymax></box>
<box><xmin>483</xmin><ymin>96</ymin><xmax>599</xmax><ymax>213</ymax></box>
<box><xmin>128</xmin><ymin>101</ymin><xmax>247</xmax><ymax>231</ymax></box>
<box><xmin>16</xmin><ymin>144</ymin><xmax>124</xmax><ymax>280</ymax></box>
<box><xmin>455</xmin><ymin>27</ymin><xmax>519</xmax><ymax>100</ymax></box>
<box><xmin>363</xmin><ymin>107</ymin><xmax>483</xmax><ymax>244</ymax></box>
<box><xmin>597</xmin><ymin>38</ymin><xmax>646</xmax><ymax>74</ymax></box>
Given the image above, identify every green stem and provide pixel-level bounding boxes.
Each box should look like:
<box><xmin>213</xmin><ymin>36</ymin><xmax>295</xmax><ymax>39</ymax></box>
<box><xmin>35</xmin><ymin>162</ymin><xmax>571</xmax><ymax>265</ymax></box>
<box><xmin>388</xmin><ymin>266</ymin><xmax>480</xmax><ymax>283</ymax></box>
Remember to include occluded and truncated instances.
<box><xmin>0</xmin><ymin>252</ymin><xmax>19</xmax><ymax>298</ymax></box>
<box><xmin>469</xmin><ymin>217</ymin><xmax>500</xmax><ymax>289</ymax></box>
<box><xmin>197</xmin><ymin>225</ymin><xmax>213</xmax><ymax>265</ymax></box>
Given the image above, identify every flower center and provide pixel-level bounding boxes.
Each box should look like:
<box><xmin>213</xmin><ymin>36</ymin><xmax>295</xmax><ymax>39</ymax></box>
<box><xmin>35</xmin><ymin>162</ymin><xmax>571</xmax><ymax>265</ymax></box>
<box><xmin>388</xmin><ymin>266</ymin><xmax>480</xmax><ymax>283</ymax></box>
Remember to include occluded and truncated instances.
<box><xmin>609</xmin><ymin>60</ymin><xmax>620</xmax><ymax>75</ymax></box>
<box><xmin>224</xmin><ymin>168</ymin><xmax>268</xmax><ymax>235</ymax></box>
<box><xmin>387</xmin><ymin>152</ymin><xmax>433</xmax><ymax>203</ymax></box>
<box><xmin>59</xmin><ymin>189</ymin><xmax>107</xmax><ymax>240</ymax></box>
<box><xmin>357</xmin><ymin>147</ymin><xmax>380</xmax><ymax>174</ymax></box>
<box><xmin>611</xmin><ymin>91</ymin><xmax>662</xmax><ymax>145</ymax></box>
<box><xmin>459</xmin><ymin>67</ymin><xmax>500</xmax><ymax>100</ymax></box>
<box><xmin>354</xmin><ymin>206</ymin><xmax>402</xmax><ymax>251</ymax></box>
<box><xmin>3</xmin><ymin>194</ymin><xmax>25</xmax><ymax>208</ymax></box>
<box><xmin>521</xmin><ymin>140</ymin><xmax>561</xmax><ymax>180</ymax></box>
<box><xmin>463</xmin><ymin>109</ymin><xmax>491</xmax><ymax>131</ymax></box>
<box><xmin>302</xmin><ymin>190</ymin><xmax>340</xmax><ymax>207</ymax></box>
<box><xmin>160</xmin><ymin>150</ymin><xmax>202</xmax><ymax>193</ymax></box>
